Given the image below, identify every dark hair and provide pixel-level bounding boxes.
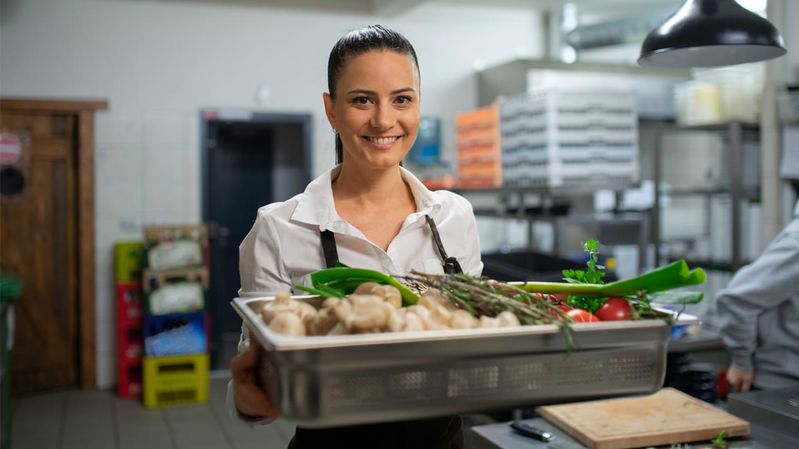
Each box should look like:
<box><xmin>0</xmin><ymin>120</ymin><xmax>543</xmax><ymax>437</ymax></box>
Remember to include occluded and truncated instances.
<box><xmin>327</xmin><ymin>24</ymin><xmax>420</xmax><ymax>164</ymax></box>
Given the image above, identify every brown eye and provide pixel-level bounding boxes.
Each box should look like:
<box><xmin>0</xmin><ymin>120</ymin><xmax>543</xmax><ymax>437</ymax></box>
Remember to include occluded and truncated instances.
<box><xmin>352</xmin><ymin>96</ymin><xmax>370</xmax><ymax>105</ymax></box>
<box><xmin>395</xmin><ymin>95</ymin><xmax>413</xmax><ymax>104</ymax></box>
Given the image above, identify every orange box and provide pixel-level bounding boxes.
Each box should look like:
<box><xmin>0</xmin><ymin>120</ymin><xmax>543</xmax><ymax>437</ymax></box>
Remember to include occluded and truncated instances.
<box><xmin>455</xmin><ymin>102</ymin><xmax>502</xmax><ymax>188</ymax></box>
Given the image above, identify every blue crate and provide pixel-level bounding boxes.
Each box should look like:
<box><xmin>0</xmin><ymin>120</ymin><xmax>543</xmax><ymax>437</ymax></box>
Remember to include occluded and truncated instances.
<box><xmin>143</xmin><ymin>312</ymin><xmax>208</xmax><ymax>356</ymax></box>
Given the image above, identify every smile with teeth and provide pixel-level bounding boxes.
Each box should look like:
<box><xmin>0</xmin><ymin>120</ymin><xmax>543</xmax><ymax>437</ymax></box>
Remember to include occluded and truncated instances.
<box><xmin>364</xmin><ymin>136</ymin><xmax>401</xmax><ymax>145</ymax></box>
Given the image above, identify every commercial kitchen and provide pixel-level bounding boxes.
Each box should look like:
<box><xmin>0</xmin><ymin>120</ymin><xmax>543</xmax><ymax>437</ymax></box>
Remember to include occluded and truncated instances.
<box><xmin>1</xmin><ymin>0</ymin><xmax>798</xmax><ymax>448</ymax></box>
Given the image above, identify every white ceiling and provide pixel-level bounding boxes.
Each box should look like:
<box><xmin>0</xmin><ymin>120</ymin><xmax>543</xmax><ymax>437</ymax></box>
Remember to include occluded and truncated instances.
<box><xmin>154</xmin><ymin>0</ymin><xmax>683</xmax><ymax>20</ymax></box>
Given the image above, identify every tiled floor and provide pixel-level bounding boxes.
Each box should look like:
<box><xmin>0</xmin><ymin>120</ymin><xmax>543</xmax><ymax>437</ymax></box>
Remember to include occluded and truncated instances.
<box><xmin>10</xmin><ymin>376</ymin><xmax>295</xmax><ymax>449</ymax></box>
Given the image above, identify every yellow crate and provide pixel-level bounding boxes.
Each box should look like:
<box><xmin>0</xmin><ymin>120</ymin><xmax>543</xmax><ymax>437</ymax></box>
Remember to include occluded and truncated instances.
<box><xmin>143</xmin><ymin>354</ymin><xmax>209</xmax><ymax>408</ymax></box>
<box><xmin>114</xmin><ymin>241</ymin><xmax>144</xmax><ymax>283</ymax></box>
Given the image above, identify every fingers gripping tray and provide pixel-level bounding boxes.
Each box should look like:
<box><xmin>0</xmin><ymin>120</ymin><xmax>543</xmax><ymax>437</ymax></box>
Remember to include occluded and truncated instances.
<box><xmin>232</xmin><ymin>296</ymin><xmax>672</xmax><ymax>428</ymax></box>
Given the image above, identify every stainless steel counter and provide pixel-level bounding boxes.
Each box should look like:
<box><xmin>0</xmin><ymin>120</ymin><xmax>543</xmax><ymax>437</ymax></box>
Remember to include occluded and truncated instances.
<box><xmin>470</xmin><ymin>415</ymin><xmax>799</xmax><ymax>449</ymax></box>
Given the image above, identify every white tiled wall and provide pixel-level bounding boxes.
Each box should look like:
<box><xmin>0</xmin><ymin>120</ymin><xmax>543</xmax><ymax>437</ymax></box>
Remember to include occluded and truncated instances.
<box><xmin>94</xmin><ymin>109</ymin><xmax>200</xmax><ymax>387</ymax></box>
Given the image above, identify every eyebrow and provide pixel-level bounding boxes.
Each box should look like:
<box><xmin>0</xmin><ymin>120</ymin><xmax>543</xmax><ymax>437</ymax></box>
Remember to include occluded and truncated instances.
<box><xmin>346</xmin><ymin>87</ymin><xmax>417</xmax><ymax>96</ymax></box>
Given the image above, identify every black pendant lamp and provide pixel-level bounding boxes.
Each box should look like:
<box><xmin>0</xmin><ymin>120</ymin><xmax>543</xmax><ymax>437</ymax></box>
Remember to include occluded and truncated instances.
<box><xmin>638</xmin><ymin>0</ymin><xmax>786</xmax><ymax>67</ymax></box>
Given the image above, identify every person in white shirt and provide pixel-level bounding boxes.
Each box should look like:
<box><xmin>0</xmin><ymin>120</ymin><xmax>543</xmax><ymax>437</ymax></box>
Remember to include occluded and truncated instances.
<box><xmin>229</xmin><ymin>24</ymin><xmax>482</xmax><ymax>449</ymax></box>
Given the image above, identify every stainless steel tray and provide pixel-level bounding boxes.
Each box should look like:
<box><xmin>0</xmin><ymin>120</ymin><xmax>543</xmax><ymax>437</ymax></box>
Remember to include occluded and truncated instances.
<box><xmin>232</xmin><ymin>296</ymin><xmax>692</xmax><ymax>428</ymax></box>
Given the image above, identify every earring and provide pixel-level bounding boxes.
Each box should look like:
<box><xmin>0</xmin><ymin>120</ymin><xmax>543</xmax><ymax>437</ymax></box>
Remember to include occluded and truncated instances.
<box><xmin>332</xmin><ymin>128</ymin><xmax>338</xmax><ymax>135</ymax></box>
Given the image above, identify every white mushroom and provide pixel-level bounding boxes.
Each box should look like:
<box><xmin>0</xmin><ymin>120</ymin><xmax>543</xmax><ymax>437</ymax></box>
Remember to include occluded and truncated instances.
<box><xmin>387</xmin><ymin>307</ymin><xmax>407</xmax><ymax>332</ymax></box>
<box><xmin>348</xmin><ymin>294</ymin><xmax>384</xmax><ymax>311</ymax></box>
<box><xmin>297</xmin><ymin>302</ymin><xmax>317</xmax><ymax>320</ymax></box>
<box><xmin>406</xmin><ymin>305</ymin><xmax>433</xmax><ymax>330</ymax></box>
<box><xmin>333</xmin><ymin>295</ymin><xmax>389</xmax><ymax>332</ymax></box>
<box><xmin>349</xmin><ymin>303</ymin><xmax>389</xmax><ymax>331</ymax></box>
<box><xmin>326</xmin><ymin>322</ymin><xmax>348</xmax><ymax>335</ymax></box>
<box><xmin>269</xmin><ymin>312</ymin><xmax>306</xmax><ymax>336</ymax></box>
<box><xmin>332</xmin><ymin>299</ymin><xmax>355</xmax><ymax>324</ymax></box>
<box><xmin>496</xmin><ymin>311</ymin><xmax>521</xmax><ymax>327</ymax></box>
<box><xmin>406</xmin><ymin>305</ymin><xmax>445</xmax><ymax>330</ymax></box>
<box><xmin>402</xmin><ymin>311</ymin><xmax>425</xmax><ymax>332</ymax></box>
<box><xmin>479</xmin><ymin>316</ymin><xmax>501</xmax><ymax>328</ymax></box>
<box><xmin>449</xmin><ymin>310</ymin><xmax>477</xmax><ymax>329</ymax></box>
<box><xmin>419</xmin><ymin>291</ymin><xmax>456</xmax><ymax>310</ymax></box>
<box><xmin>427</xmin><ymin>303</ymin><xmax>454</xmax><ymax>327</ymax></box>
<box><xmin>353</xmin><ymin>283</ymin><xmax>402</xmax><ymax>309</ymax></box>
<box><xmin>322</xmin><ymin>297</ymin><xmax>341</xmax><ymax>309</ymax></box>
<box><xmin>308</xmin><ymin>308</ymin><xmax>338</xmax><ymax>335</ymax></box>
<box><xmin>380</xmin><ymin>285</ymin><xmax>402</xmax><ymax>309</ymax></box>
<box><xmin>354</xmin><ymin>282</ymin><xmax>383</xmax><ymax>296</ymax></box>
<box><xmin>261</xmin><ymin>292</ymin><xmax>317</xmax><ymax>326</ymax></box>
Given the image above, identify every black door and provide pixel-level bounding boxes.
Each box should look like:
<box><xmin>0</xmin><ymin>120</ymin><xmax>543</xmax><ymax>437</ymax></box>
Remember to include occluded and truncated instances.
<box><xmin>202</xmin><ymin>111</ymin><xmax>311</xmax><ymax>369</ymax></box>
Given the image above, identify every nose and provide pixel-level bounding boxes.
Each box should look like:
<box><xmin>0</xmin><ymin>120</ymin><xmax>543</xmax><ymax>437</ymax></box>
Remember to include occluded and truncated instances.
<box><xmin>370</xmin><ymin>103</ymin><xmax>395</xmax><ymax>130</ymax></box>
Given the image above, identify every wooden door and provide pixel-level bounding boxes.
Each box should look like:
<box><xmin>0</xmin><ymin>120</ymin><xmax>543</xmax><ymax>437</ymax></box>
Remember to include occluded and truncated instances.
<box><xmin>0</xmin><ymin>111</ymin><xmax>78</xmax><ymax>393</ymax></box>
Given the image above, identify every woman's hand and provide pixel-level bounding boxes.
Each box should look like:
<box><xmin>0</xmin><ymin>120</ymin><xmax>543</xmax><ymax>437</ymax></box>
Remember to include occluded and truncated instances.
<box><xmin>230</xmin><ymin>344</ymin><xmax>279</xmax><ymax>420</ymax></box>
<box><xmin>726</xmin><ymin>366</ymin><xmax>754</xmax><ymax>392</ymax></box>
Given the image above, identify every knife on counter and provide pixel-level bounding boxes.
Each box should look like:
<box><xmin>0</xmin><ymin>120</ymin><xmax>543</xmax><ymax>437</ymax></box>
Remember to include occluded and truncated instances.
<box><xmin>510</xmin><ymin>421</ymin><xmax>554</xmax><ymax>442</ymax></box>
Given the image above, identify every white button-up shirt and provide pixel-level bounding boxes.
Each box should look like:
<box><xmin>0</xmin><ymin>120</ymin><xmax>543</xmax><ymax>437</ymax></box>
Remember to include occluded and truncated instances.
<box><xmin>238</xmin><ymin>165</ymin><xmax>483</xmax><ymax>297</ymax></box>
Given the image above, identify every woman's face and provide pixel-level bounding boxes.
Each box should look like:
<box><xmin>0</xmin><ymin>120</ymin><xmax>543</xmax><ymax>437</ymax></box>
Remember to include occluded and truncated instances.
<box><xmin>324</xmin><ymin>50</ymin><xmax>420</xmax><ymax>170</ymax></box>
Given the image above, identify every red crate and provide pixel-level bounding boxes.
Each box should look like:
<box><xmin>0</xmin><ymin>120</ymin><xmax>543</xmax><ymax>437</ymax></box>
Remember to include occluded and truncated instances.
<box><xmin>118</xmin><ymin>357</ymin><xmax>142</xmax><ymax>399</ymax></box>
<box><xmin>116</xmin><ymin>282</ymin><xmax>143</xmax><ymax>329</ymax></box>
<box><xmin>118</xmin><ymin>325</ymin><xmax>143</xmax><ymax>362</ymax></box>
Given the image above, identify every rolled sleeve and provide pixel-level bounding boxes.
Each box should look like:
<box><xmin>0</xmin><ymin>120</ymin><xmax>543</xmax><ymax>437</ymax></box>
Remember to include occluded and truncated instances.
<box><xmin>239</xmin><ymin>208</ymin><xmax>292</xmax><ymax>297</ymax></box>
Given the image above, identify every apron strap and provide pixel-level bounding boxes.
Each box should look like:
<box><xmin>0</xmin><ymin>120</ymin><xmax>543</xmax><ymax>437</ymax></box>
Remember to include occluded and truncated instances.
<box><xmin>319</xmin><ymin>217</ymin><xmax>463</xmax><ymax>275</ymax></box>
<box><xmin>320</xmin><ymin>229</ymin><xmax>339</xmax><ymax>269</ymax></box>
<box><xmin>424</xmin><ymin>215</ymin><xmax>463</xmax><ymax>275</ymax></box>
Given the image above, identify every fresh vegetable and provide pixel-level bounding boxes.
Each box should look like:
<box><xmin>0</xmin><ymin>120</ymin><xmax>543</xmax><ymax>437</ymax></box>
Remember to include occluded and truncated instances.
<box><xmin>403</xmin><ymin>273</ymin><xmax>571</xmax><ymax>326</ymax></box>
<box><xmin>263</xmin><ymin>285</ymin><xmax>523</xmax><ymax>336</ymax></box>
<box><xmin>562</xmin><ymin>239</ymin><xmax>606</xmax><ymax>285</ymax></box>
<box><xmin>279</xmin><ymin>239</ymin><xmax>706</xmax><ymax>341</ymax></box>
<box><xmin>511</xmin><ymin>259</ymin><xmax>706</xmax><ymax>299</ymax></box>
<box><xmin>305</xmin><ymin>267</ymin><xmax>420</xmax><ymax>305</ymax></box>
<box><xmin>562</xmin><ymin>239</ymin><xmax>607</xmax><ymax>313</ymax></box>
<box><xmin>402</xmin><ymin>272</ymin><xmax>576</xmax><ymax>349</ymax></box>
<box><xmin>566</xmin><ymin>309</ymin><xmax>600</xmax><ymax>322</ymax></box>
<box><xmin>595</xmin><ymin>297</ymin><xmax>633</xmax><ymax>321</ymax></box>
<box><xmin>711</xmin><ymin>430</ymin><xmax>729</xmax><ymax>449</ymax></box>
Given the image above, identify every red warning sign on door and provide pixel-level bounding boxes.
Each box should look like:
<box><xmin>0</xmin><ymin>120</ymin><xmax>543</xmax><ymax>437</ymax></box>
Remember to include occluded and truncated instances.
<box><xmin>0</xmin><ymin>133</ymin><xmax>22</xmax><ymax>165</ymax></box>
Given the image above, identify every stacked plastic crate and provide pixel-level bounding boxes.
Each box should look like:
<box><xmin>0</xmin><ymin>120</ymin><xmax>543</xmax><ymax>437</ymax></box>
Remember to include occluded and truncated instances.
<box><xmin>455</xmin><ymin>102</ymin><xmax>502</xmax><ymax>188</ymax></box>
<box><xmin>114</xmin><ymin>242</ymin><xmax>144</xmax><ymax>399</ymax></box>
<box><xmin>141</xmin><ymin>225</ymin><xmax>210</xmax><ymax>408</ymax></box>
<box><xmin>500</xmin><ymin>90</ymin><xmax>639</xmax><ymax>187</ymax></box>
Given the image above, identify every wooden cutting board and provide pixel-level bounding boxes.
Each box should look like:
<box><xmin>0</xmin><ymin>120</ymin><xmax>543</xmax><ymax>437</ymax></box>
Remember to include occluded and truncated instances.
<box><xmin>536</xmin><ymin>388</ymin><xmax>750</xmax><ymax>449</ymax></box>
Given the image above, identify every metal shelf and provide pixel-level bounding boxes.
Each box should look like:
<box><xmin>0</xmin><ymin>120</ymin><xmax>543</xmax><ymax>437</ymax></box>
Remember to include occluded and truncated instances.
<box><xmin>455</xmin><ymin>181</ymin><xmax>637</xmax><ymax>196</ymax></box>
<box><xmin>677</xmin><ymin>122</ymin><xmax>759</xmax><ymax>132</ymax></box>
<box><xmin>668</xmin><ymin>187</ymin><xmax>760</xmax><ymax>202</ymax></box>
<box><xmin>651</xmin><ymin>121</ymin><xmax>755</xmax><ymax>271</ymax></box>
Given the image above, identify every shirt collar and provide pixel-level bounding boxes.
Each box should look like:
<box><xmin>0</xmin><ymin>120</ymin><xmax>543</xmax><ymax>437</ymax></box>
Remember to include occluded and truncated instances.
<box><xmin>290</xmin><ymin>165</ymin><xmax>443</xmax><ymax>230</ymax></box>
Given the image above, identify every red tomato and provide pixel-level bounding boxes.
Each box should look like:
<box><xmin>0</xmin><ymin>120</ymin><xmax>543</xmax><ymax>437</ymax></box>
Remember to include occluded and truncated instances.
<box><xmin>548</xmin><ymin>304</ymin><xmax>573</xmax><ymax>320</ymax></box>
<box><xmin>566</xmin><ymin>308</ymin><xmax>600</xmax><ymax>323</ymax></box>
<box><xmin>595</xmin><ymin>297</ymin><xmax>633</xmax><ymax>321</ymax></box>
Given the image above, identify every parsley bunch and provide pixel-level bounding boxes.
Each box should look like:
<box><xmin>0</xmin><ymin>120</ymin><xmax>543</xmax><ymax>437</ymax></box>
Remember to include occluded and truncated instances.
<box><xmin>562</xmin><ymin>239</ymin><xmax>607</xmax><ymax>313</ymax></box>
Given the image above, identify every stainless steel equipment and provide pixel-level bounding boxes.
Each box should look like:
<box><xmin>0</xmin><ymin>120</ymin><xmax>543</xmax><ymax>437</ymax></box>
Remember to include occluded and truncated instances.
<box><xmin>232</xmin><ymin>296</ymin><xmax>682</xmax><ymax>428</ymax></box>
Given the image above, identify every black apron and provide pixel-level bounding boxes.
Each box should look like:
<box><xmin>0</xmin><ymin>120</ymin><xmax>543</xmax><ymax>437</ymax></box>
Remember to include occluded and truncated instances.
<box><xmin>287</xmin><ymin>215</ymin><xmax>464</xmax><ymax>449</ymax></box>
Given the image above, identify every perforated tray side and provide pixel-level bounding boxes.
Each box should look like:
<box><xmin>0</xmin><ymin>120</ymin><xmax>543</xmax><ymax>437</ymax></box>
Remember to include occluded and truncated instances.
<box><xmin>233</xmin><ymin>296</ymin><xmax>671</xmax><ymax>428</ymax></box>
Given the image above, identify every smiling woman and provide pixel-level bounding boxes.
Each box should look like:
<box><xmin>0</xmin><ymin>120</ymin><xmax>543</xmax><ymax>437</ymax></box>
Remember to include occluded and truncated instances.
<box><xmin>324</xmin><ymin>52</ymin><xmax>420</xmax><ymax>168</ymax></box>
<box><xmin>228</xmin><ymin>24</ymin><xmax>483</xmax><ymax>449</ymax></box>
